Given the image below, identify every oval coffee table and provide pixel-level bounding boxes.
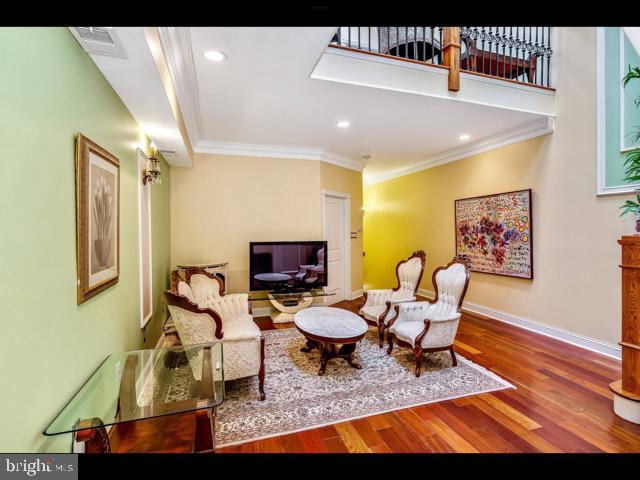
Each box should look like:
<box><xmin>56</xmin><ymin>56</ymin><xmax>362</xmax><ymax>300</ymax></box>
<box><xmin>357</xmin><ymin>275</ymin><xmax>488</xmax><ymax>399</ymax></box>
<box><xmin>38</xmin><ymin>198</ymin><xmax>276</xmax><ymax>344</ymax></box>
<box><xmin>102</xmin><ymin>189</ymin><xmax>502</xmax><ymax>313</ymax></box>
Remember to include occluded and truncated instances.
<box><xmin>294</xmin><ymin>307</ymin><xmax>368</xmax><ymax>376</ymax></box>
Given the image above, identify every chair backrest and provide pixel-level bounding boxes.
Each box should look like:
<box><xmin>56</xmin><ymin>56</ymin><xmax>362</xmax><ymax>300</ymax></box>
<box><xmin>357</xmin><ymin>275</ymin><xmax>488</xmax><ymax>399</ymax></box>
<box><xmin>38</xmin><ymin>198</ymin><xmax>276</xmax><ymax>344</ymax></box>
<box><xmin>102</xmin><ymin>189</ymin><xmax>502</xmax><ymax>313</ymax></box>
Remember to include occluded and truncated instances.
<box><xmin>188</xmin><ymin>273</ymin><xmax>225</xmax><ymax>307</ymax></box>
<box><xmin>431</xmin><ymin>257</ymin><xmax>471</xmax><ymax>314</ymax></box>
<box><xmin>165</xmin><ymin>288</ymin><xmax>224</xmax><ymax>345</ymax></box>
<box><xmin>185</xmin><ymin>268</ymin><xmax>226</xmax><ymax>294</ymax></box>
<box><xmin>392</xmin><ymin>250</ymin><xmax>426</xmax><ymax>299</ymax></box>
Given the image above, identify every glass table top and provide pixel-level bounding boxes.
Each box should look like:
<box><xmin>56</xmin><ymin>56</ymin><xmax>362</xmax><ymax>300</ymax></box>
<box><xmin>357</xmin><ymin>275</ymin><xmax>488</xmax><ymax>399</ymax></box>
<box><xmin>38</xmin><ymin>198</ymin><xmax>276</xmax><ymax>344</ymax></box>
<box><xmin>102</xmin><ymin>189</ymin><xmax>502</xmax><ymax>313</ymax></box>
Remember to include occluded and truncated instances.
<box><xmin>249</xmin><ymin>288</ymin><xmax>338</xmax><ymax>302</ymax></box>
<box><xmin>44</xmin><ymin>343</ymin><xmax>224</xmax><ymax>436</ymax></box>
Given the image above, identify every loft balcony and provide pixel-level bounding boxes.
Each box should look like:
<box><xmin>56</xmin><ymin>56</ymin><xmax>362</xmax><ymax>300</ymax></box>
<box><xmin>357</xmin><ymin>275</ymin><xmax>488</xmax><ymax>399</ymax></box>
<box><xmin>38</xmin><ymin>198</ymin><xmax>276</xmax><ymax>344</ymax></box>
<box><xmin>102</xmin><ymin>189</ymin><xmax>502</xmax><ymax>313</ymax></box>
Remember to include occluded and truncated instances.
<box><xmin>311</xmin><ymin>26</ymin><xmax>555</xmax><ymax>118</ymax></box>
<box><xmin>329</xmin><ymin>27</ymin><xmax>553</xmax><ymax>89</ymax></box>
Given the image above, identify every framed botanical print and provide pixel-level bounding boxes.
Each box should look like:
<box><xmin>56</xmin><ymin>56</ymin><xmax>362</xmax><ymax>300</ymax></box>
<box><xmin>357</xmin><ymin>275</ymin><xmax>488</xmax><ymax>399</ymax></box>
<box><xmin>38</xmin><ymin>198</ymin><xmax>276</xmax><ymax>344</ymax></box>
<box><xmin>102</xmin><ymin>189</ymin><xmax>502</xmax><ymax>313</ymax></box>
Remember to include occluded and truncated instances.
<box><xmin>76</xmin><ymin>134</ymin><xmax>120</xmax><ymax>304</ymax></box>
<box><xmin>455</xmin><ymin>189</ymin><xmax>533</xmax><ymax>279</ymax></box>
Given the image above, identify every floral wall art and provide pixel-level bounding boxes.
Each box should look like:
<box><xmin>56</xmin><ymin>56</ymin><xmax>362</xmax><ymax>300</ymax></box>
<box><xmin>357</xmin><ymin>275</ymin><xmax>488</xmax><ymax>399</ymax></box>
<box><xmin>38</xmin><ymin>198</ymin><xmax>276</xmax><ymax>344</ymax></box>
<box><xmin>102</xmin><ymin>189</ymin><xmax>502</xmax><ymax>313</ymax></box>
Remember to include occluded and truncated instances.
<box><xmin>76</xmin><ymin>133</ymin><xmax>120</xmax><ymax>303</ymax></box>
<box><xmin>455</xmin><ymin>189</ymin><xmax>532</xmax><ymax>279</ymax></box>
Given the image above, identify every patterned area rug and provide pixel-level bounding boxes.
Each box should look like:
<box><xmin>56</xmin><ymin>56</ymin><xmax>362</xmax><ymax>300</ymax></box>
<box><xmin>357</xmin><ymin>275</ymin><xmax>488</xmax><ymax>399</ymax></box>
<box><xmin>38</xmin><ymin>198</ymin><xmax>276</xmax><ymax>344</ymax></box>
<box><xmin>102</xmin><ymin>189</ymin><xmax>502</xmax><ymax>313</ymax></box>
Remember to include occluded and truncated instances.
<box><xmin>214</xmin><ymin>327</ymin><xmax>514</xmax><ymax>448</ymax></box>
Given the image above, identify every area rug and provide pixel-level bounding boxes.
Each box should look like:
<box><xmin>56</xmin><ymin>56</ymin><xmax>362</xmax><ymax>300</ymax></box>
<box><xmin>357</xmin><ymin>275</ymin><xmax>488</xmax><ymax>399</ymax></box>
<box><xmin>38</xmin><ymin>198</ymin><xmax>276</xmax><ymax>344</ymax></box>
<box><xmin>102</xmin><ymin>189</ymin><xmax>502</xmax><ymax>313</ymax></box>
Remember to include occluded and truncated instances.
<box><xmin>213</xmin><ymin>327</ymin><xmax>514</xmax><ymax>448</ymax></box>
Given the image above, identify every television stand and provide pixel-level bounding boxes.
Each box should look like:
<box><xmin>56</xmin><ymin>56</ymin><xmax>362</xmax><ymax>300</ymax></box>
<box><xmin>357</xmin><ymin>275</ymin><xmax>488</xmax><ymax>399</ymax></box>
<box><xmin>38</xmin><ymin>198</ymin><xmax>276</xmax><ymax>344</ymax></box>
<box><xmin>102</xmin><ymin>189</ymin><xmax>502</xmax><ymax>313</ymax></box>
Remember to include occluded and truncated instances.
<box><xmin>269</xmin><ymin>294</ymin><xmax>314</xmax><ymax>324</ymax></box>
<box><xmin>249</xmin><ymin>288</ymin><xmax>338</xmax><ymax>324</ymax></box>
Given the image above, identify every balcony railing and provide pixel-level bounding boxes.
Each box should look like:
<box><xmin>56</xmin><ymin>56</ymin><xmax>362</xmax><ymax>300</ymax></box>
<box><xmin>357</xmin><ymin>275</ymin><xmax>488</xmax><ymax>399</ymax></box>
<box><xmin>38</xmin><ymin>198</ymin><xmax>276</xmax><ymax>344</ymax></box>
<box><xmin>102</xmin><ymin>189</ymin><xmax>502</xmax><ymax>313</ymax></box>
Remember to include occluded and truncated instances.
<box><xmin>329</xmin><ymin>27</ymin><xmax>553</xmax><ymax>90</ymax></box>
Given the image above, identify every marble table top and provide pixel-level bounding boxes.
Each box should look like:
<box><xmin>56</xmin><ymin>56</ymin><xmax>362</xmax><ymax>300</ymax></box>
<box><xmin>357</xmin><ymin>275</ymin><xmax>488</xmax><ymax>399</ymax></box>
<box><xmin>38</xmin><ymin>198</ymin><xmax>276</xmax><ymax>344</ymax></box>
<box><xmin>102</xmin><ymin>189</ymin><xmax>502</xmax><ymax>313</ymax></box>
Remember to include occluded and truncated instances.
<box><xmin>294</xmin><ymin>307</ymin><xmax>368</xmax><ymax>340</ymax></box>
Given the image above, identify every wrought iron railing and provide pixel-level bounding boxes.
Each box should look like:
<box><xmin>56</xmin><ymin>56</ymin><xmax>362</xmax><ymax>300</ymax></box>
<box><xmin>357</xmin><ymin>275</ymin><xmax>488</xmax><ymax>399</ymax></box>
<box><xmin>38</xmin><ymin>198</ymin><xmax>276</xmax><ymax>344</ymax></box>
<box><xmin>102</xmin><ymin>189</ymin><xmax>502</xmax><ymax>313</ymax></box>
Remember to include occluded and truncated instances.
<box><xmin>329</xmin><ymin>27</ymin><xmax>553</xmax><ymax>89</ymax></box>
<box><xmin>460</xmin><ymin>27</ymin><xmax>552</xmax><ymax>87</ymax></box>
<box><xmin>331</xmin><ymin>27</ymin><xmax>446</xmax><ymax>65</ymax></box>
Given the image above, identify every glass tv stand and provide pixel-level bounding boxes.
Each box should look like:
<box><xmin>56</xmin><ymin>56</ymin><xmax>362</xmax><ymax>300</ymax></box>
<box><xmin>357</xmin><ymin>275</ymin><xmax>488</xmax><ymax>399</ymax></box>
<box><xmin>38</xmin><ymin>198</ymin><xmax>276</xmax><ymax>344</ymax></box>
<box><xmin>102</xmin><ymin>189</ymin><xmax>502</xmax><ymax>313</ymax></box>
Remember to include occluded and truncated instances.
<box><xmin>249</xmin><ymin>288</ymin><xmax>338</xmax><ymax>323</ymax></box>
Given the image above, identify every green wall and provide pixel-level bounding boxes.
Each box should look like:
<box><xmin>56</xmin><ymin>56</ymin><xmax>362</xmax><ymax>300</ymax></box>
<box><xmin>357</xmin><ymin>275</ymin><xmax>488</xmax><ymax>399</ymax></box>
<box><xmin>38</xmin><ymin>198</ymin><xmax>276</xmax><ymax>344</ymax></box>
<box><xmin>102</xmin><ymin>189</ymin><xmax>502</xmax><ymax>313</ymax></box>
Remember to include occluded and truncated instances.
<box><xmin>602</xmin><ymin>27</ymin><xmax>640</xmax><ymax>189</ymax></box>
<box><xmin>0</xmin><ymin>27</ymin><xmax>171</xmax><ymax>452</ymax></box>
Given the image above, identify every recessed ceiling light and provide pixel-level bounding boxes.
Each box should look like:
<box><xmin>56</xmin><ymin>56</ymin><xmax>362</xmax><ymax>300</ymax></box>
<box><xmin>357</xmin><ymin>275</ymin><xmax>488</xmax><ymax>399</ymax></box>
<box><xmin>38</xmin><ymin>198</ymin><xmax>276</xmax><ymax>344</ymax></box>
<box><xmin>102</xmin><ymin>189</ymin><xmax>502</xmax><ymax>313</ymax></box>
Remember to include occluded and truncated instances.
<box><xmin>336</xmin><ymin>120</ymin><xmax>351</xmax><ymax>128</ymax></box>
<box><xmin>458</xmin><ymin>134</ymin><xmax>471</xmax><ymax>141</ymax></box>
<box><xmin>204</xmin><ymin>50</ymin><xmax>227</xmax><ymax>62</ymax></box>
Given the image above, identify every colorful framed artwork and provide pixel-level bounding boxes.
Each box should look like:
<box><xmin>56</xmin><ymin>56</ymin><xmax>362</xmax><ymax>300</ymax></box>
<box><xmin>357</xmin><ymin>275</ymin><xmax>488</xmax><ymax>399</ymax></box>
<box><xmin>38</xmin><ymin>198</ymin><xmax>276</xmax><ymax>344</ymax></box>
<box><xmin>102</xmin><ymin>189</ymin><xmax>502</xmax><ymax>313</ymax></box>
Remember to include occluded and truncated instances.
<box><xmin>76</xmin><ymin>133</ymin><xmax>120</xmax><ymax>304</ymax></box>
<box><xmin>455</xmin><ymin>189</ymin><xmax>533</xmax><ymax>279</ymax></box>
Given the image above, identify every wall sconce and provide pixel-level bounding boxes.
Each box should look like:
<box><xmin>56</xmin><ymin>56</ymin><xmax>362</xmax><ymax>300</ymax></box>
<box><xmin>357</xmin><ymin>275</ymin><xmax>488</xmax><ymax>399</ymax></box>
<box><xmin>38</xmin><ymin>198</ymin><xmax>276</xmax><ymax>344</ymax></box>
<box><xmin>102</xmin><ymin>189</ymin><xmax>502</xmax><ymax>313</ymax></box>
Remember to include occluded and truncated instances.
<box><xmin>143</xmin><ymin>144</ymin><xmax>162</xmax><ymax>185</ymax></box>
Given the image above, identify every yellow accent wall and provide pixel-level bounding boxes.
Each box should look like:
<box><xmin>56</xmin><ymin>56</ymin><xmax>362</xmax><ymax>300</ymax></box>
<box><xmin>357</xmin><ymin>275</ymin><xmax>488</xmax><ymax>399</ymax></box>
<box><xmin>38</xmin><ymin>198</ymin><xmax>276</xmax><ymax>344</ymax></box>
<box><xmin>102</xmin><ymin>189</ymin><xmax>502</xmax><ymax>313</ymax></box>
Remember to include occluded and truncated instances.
<box><xmin>364</xmin><ymin>28</ymin><xmax>633</xmax><ymax>347</ymax></box>
<box><xmin>171</xmin><ymin>154</ymin><xmax>363</xmax><ymax>297</ymax></box>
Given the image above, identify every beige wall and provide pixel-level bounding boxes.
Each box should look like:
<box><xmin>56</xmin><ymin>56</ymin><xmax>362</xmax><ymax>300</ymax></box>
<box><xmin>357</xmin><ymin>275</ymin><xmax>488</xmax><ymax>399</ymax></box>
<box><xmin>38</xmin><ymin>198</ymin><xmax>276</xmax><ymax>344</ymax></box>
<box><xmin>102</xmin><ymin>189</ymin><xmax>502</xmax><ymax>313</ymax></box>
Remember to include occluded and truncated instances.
<box><xmin>364</xmin><ymin>27</ymin><xmax>633</xmax><ymax>347</ymax></box>
<box><xmin>171</xmin><ymin>154</ymin><xmax>363</xmax><ymax>297</ymax></box>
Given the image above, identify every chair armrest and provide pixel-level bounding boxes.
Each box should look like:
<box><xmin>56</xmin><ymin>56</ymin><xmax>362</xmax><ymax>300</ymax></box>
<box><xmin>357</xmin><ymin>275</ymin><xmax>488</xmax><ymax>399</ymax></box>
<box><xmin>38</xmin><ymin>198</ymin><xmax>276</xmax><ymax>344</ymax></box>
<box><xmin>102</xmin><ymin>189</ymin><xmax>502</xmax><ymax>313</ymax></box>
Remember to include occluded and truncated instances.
<box><xmin>361</xmin><ymin>289</ymin><xmax>394</xmax><ymax>309</ymax></box>
<box><xmin>426</xmin><ymin>312</ymin><xmax>462</xmax><ymax>323</ymax></box>
<box><xmin>416</xmin><ymin>314</ymin><xmax>461</xmax><ymax>349</ymax></box>
<box><xmin>389</xmin><ymin>296</ymin><xmax>416</xmax><ymax>305</ymax></box>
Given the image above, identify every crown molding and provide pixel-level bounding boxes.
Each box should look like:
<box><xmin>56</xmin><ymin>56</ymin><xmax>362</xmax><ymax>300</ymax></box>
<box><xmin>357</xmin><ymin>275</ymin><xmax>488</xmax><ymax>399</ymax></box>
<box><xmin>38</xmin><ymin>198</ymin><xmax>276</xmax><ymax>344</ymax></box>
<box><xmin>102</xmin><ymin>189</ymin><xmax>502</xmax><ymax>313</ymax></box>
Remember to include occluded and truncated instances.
<box><xmin>194</xmin><ymin>140</ymin><xmax>364</xmax><ymax>172</ymax></box>
<box><xmin>364</xmin><ymin>116</ymin><xmax>554</xmax><ymax>186</ymax></box>
<box><xmin>156</xmin><ymin>27</ymin><xmax>204</xmax><ymax>146</ymax></box>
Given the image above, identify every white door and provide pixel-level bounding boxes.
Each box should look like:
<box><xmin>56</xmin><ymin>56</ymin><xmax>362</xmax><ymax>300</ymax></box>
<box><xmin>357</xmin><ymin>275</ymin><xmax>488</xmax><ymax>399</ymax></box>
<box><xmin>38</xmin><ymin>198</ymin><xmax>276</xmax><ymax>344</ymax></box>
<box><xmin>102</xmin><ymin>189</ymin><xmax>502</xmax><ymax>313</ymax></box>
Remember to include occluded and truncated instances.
<box><xmin>323</xmin><ymin>192</ymin><xmax>350</xmax><ymax>303</ymax></box>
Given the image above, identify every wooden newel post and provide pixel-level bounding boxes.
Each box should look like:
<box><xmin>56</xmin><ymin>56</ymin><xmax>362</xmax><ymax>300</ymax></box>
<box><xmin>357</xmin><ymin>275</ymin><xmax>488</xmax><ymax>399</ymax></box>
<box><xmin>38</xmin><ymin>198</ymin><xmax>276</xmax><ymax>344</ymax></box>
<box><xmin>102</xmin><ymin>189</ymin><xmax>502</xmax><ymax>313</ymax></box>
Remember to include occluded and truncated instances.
<box><xmin>611</xmin><ymin>236</ymin><xmax>640</xmax><ymax>423</ymax></box>
<box><xmin>443</xmin><ymin>27</ymin><xmax>461</xmax><ymax>92</ymax></box>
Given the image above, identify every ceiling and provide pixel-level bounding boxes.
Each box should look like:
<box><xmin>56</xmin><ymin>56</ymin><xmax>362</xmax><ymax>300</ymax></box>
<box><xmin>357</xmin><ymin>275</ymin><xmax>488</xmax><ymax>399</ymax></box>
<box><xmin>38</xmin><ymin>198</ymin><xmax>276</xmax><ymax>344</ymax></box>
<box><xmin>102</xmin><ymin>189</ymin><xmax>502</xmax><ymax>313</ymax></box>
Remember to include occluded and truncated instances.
<box><xmin>180</xmin><ymin>27</ymin><xmax>546</xmax><ymax>183</ymax></box>
<box><xmin>79</xmin><ymin>27</ymin><xmax>552</xmax><ymax>183</ymax></box>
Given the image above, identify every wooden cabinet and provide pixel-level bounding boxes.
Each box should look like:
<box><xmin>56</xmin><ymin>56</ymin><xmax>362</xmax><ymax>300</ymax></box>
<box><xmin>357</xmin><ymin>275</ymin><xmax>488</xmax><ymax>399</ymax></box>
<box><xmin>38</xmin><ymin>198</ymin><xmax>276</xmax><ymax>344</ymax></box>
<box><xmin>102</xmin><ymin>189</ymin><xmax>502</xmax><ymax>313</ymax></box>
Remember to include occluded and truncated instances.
<box><xmin>610</xmin><ymin>236</ymin><xmax>640</xmax><ymax>423</ymax></box>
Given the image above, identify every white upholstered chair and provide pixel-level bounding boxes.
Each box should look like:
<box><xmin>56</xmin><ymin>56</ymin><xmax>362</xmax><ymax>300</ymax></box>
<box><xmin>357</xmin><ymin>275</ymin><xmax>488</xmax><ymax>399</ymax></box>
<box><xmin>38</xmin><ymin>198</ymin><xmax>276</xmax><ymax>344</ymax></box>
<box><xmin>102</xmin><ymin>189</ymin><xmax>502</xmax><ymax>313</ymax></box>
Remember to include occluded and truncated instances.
<box><xmin>359</xmin><ymin>250</ymin><xmax>426</xmax><ymax>347</ymax></box>
<box><xmin>386</xmin><ymin>257</ymin><xmax>470</xmax><ymax>377</ymax></box>
<box><xmin>166</xmin><ymin>272</ymin><xmax>265</xmax><ymax>400</ymax></box>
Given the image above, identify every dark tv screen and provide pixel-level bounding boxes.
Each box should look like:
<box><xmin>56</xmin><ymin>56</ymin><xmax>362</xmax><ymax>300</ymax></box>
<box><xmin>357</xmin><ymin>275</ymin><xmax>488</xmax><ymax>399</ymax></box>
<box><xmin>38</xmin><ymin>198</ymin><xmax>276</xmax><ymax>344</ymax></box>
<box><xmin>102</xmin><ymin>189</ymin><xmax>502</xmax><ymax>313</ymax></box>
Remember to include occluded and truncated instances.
<box><xmin>249</xmin><ymin>241</ymin><xmax>327</xmax><ymax>291</ymax></box>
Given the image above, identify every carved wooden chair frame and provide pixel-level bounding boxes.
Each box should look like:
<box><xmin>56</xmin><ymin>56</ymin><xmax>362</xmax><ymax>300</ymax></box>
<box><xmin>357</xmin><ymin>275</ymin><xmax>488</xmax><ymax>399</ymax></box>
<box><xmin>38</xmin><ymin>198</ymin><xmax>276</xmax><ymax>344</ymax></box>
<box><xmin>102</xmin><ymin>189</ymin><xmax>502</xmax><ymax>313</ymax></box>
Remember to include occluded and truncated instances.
<box><xmin>359</xmin><ymin>250</ymin><xmax>427</xmax><ymax>347</ymax></box>
<box><xmin>174</xmin><ymin>268</ymin><xmax>252</xmax><ymax>314</ymax></box>
<box><xmin>385</xmin><ymin>255</ymin><xmax>470</xmax><ymax>377</ymax></box>
<box><xmin>165</xmin><ymin>283</ymin><xmax>265</xmax><ymax>400</ymax></box>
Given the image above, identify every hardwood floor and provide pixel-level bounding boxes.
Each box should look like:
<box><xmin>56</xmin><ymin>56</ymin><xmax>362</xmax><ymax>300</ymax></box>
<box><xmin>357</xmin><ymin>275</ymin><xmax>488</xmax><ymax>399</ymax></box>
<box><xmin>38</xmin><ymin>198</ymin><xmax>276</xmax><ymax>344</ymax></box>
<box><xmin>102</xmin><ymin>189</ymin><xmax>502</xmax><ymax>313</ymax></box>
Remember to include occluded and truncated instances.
<box><xmin>146</xmin><ymin>297</ymin><xmax>639</xmax><ymax>453</ymax></box>
<box><xmin>215</xmin><ymin>297</ymin><xmax>640</xmax><ymax>453</ymax></box>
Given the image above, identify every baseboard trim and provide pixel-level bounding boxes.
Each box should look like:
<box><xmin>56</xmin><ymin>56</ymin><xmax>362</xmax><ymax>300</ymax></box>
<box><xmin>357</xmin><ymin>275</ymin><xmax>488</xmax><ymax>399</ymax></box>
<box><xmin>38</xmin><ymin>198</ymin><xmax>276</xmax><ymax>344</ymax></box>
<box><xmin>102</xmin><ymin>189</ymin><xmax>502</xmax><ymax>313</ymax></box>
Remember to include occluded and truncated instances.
<box><xmin>351</xmin><ymin>289</ymin><xmax>363</xmax><ymax>300</ymax></box>
<box><xmin>417</xmin><ymin>289</ymin><xmax>621</xmax><ymax>360</ymax></box>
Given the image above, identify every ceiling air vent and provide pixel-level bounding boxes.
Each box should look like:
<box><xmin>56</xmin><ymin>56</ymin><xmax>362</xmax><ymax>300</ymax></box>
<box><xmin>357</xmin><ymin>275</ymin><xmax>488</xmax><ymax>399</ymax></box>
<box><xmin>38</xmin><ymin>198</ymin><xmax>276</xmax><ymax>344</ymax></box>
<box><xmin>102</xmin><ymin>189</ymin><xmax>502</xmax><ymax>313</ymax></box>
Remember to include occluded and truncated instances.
<box><xmin>69</xmin><ymin>27</ymin><xmax>127</xmax><ymax>59</ymax></box>
<box><xmin>158</xmin><ymin>149</ymin><xmax>177</xmax><ymax>156</ymax></box>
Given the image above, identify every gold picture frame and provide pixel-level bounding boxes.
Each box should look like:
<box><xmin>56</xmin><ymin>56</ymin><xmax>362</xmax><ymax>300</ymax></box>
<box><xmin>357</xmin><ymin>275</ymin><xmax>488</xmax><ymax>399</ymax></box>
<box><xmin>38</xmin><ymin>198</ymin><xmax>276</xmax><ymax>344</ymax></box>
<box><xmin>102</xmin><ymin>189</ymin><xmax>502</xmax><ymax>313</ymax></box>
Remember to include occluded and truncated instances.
<box><xmin>76</xmin><ymin>133</ymin><xmax>120</xmax><ymax>304</ymax></box>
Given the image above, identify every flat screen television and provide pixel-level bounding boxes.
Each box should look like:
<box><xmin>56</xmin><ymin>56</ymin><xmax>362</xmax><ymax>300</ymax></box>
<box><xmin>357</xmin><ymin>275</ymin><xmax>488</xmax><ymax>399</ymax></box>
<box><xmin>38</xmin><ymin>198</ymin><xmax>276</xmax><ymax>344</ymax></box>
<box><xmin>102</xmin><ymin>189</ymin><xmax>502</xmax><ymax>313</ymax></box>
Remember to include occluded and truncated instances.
<box><xmin>249</xmin><ymin>241</ymin><xmax>328</xmax><ymax>292</ymax></box>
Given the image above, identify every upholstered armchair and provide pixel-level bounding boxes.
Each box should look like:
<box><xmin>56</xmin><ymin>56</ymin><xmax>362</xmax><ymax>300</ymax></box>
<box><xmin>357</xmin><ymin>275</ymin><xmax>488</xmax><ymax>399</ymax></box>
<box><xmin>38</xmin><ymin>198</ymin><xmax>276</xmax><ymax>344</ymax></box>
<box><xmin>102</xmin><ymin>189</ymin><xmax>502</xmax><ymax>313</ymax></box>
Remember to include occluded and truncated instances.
<box><xmin>165</xmin><ymin>274</ymin><xmax>265</xmax><ymax>400</ymax></box>
<box><xmin>386</xmin><ymin>257</ymin><xmax>470</xmax><ymax>377</ymax></box>
<box><xmin>359</xmin><ymin>250</ymin><xmax>426</xmax><ymax>347</ymax></box>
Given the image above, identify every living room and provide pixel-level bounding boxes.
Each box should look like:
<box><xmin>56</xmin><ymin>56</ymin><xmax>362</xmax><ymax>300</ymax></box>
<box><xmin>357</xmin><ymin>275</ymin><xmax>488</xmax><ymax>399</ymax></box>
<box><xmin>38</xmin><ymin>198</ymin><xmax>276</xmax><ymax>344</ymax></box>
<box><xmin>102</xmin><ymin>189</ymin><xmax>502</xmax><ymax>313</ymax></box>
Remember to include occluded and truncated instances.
<box><xmin>2</xmin><ymin>15</ymin><xmax>640</xmax><ymax>467</ymax></box>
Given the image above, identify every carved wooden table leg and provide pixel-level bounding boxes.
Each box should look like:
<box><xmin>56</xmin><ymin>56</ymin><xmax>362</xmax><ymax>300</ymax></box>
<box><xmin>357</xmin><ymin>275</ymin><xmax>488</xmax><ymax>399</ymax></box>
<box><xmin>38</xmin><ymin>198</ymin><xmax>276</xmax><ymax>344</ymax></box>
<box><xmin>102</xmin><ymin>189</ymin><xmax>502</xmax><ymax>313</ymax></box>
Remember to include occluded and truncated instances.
<box><xmin>318</xmin><ymin>342</ymin><xmax>330</xmax><ymax>376</ymax></box>
<box><xmin>338</xmin><ymin>343</ymin><xmax>362</xmax><ymax>370</ymax></box>
<box><xmin>73</xmin><ymin>418</ymin><xmax>111</xmax><ymax>453</ymax></box>
<box><xmin>316</xmin><ymin>341</ymin><xmax>361</xmax><ymax>375</ymax></box>
<box><xmin>301</xmin><ymin>339</ymin><xmax>319</xmax><ymax>353</ymax></box>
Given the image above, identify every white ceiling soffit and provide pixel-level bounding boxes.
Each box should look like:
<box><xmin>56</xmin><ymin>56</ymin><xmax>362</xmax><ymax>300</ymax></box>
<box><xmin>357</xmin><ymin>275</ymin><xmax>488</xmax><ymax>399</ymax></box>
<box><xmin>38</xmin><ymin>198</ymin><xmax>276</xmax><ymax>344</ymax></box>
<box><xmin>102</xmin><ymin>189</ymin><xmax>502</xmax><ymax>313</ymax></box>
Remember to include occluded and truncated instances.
<box><xmin>68</xmin><ymin>27</ymin><xmax>191</xmax><ymax>167</ymax></box>
<box><xmin>156</xmin><ymin>27</ymin><xmax>204</xmax><ymax>149</ymax></box>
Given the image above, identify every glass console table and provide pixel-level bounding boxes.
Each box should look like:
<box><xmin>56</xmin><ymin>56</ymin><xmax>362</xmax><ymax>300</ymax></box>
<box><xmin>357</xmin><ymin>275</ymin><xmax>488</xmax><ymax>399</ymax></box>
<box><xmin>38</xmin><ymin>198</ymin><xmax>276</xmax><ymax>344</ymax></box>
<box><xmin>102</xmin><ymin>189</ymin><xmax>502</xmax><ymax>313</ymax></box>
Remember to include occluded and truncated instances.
<box><xmin>249</xmin><ymin>288</ymin><xmax>338</xmax><ymax>324</ymax></box>
<box><xmin>44</xmin><ymin>343</ymin><xmax>224</xmax><ymax>453</ymax></box>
